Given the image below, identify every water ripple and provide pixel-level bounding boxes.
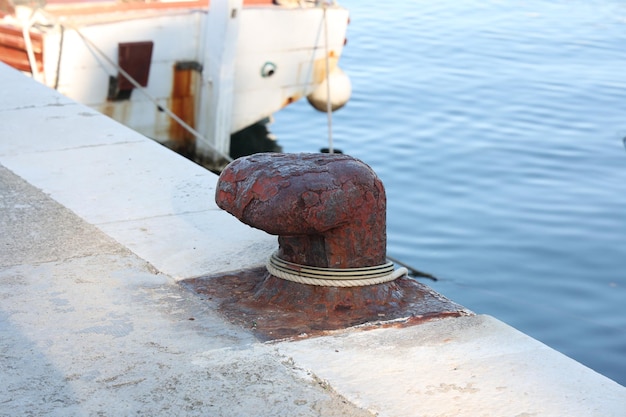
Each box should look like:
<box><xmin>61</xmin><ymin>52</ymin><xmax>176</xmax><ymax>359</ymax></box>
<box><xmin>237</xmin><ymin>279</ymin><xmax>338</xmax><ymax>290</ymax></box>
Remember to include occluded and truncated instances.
<box><xmin>273</xmin><ymin>0</ymin><xmax>626</xmax><ymax>385</ymax></box>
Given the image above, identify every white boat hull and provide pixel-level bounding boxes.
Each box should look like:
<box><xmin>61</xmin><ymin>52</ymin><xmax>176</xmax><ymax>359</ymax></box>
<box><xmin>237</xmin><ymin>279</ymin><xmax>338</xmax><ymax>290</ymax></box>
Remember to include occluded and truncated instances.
<box><xmin>1</xmin><ymin>0</ymin><xmax>351</xmax><ymax>167</ymax></box>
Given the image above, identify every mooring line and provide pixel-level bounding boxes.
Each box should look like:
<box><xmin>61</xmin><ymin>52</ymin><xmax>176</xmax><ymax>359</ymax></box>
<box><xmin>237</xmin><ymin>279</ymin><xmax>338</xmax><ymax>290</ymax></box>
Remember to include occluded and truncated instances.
<box><xmin>322</xmin><ymin>4</ymin><xmax>334</xmax><ymax>154</ymax></box>
<box><xmin>386</xmin><ymin>255</ymin><xmax>439</xmax><ymax>281</ymax></box>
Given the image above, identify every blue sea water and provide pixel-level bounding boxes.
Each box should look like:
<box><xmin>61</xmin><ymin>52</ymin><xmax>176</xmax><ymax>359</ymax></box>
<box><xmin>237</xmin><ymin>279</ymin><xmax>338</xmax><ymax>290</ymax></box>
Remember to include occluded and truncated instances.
<box><xmin>271</xmin><ymin>0</ymin><xmax>626</xmax><ymax>385</ymax></box>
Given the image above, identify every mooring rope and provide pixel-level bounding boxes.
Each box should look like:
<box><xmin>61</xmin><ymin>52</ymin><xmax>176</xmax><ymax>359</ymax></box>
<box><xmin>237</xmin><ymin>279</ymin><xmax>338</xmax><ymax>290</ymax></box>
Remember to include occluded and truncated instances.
<box><xmin>22</xmin><ymin>12</ymin><xmax>42</xmax><ymax>83</ymax></box>
<box><xmin>266</xmin><ymin>252</ymin><xmax>408</xmax><ymax>287</ymax></box>
<box><xmin>322</xmin><ymin>4</ymin><xmax>334</xmax><ymax>154</ymax></box>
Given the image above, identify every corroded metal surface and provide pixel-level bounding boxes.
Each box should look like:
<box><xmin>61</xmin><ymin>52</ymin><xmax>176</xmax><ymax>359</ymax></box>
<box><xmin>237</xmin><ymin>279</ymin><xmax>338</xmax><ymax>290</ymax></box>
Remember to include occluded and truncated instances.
<box><xmin>210</xmin><ymin>153</ymin><xmax>469</xmax><ymax>340</ymax></box>
<box><xmin>182</xmin><ymin>269</ymin><xmax>471</xmax><ymax>342</ymax></box>
<box><xmin>216</xmin><ymin>153</ymin><xmax>386</xmax><ymax>268</ymax></box>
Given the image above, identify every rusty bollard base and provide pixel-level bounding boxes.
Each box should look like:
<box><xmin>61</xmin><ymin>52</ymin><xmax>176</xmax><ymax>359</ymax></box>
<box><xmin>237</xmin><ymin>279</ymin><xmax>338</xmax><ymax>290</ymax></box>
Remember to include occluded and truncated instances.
<box><xmin>202</xmin><ymin>153</ymin><xmax>472</xmax><ymax>341</ymax></box>
<box><xmin>181</xmin><ymin>268</ymin><xmax>472</xmax><ymax>342</ymax></box>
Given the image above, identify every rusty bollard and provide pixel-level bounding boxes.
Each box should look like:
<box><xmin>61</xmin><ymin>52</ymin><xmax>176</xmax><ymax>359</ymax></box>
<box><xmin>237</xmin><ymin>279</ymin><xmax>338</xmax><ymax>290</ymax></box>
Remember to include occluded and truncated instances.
<box><xmin>215</xmin><ymin>152</ymin><xmax>409</xmax><ymax>309</ymax></box>
<box><xmin>194</xmin><ymin>152</ymin><xmax>469</xmax><ymax>339</ymax></box>
<box><xmin>216</xmin><ymin>152</ymin><xmax>387</xmax><ymax>269</ymax></box>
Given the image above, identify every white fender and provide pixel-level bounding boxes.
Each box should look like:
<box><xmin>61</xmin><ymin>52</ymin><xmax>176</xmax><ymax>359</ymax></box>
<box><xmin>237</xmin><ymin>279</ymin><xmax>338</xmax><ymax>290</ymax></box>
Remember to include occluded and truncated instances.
<box><xmin>307</xmin><ymin>66</ymin><xmax>352</xmax><ymax>112</ymax></box>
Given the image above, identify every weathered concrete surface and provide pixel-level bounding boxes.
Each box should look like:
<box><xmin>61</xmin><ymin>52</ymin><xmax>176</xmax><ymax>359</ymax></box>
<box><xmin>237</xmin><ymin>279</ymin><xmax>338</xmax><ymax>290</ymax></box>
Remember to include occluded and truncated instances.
<box><xmin>1</xmin><ymin>63</ymin><xmax>625</xmax><ymax>417</ymax></box>
<box><xmin>0</xmin><ymin>64</ymin><xmax>275</xmax><ymax>280</ymax></box>
<box><xmin>278</xmin><ymin>315</ymin><xmax>626</xmax><ymax>417</ymax></box>
<box><xmin>0</xmin><ymin>164</ymin><xmax>373</xmax><ymax>416</ymax></box>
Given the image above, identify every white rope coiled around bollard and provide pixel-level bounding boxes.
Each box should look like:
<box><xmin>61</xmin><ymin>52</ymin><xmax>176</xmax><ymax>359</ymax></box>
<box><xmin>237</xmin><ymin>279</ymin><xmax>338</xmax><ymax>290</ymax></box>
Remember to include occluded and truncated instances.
<box><xmin>266</xmin><ymin>252</ymin><xmax>408</xmax><ymax>287</ymax></box>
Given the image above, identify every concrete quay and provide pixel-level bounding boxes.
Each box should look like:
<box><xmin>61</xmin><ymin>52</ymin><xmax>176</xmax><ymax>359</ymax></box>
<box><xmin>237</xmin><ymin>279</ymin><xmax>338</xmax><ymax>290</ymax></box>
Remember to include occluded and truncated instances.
<box><xmin>1</xmin><ymin>63</ymin><xmax>625</xmax><ymax>416</ymax></box>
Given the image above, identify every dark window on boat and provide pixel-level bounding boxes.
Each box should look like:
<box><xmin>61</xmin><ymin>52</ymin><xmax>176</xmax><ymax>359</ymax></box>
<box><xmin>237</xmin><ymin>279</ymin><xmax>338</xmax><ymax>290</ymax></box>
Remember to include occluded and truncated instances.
<box><xmin>107</xmin><ymin>41</ymin><xmax>154</xmax><ymax>101</ymax></box>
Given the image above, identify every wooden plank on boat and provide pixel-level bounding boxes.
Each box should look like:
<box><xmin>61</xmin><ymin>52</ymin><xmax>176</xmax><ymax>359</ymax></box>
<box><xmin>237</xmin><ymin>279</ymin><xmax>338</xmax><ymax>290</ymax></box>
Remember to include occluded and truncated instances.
<box><xmin>0</xmin><ymin>25</ymin><xmax>43</xmax><ymax>53</ymax></box>
<box><xmin>0</xmin><ymin>44</ymin><xmax>43</xmax><ymax>73</ymax></box>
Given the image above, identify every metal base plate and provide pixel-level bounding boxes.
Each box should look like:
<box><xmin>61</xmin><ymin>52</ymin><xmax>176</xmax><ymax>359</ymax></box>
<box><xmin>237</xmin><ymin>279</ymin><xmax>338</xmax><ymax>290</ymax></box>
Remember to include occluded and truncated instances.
<box><xmin>182</xmin><ymin>267</ymin><xmax>472</xmax><ymax>342</ymax></box>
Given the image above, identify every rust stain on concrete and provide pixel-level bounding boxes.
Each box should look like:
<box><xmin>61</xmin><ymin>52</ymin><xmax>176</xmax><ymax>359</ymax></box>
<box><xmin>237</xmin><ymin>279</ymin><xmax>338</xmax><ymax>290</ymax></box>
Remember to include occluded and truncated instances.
<box><xmin>182</xmin><ymin>268</ymin><xmax>472</xmax><ymax>342</ymax></box>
